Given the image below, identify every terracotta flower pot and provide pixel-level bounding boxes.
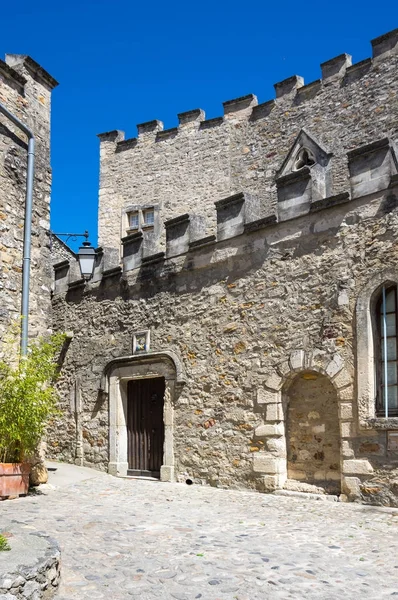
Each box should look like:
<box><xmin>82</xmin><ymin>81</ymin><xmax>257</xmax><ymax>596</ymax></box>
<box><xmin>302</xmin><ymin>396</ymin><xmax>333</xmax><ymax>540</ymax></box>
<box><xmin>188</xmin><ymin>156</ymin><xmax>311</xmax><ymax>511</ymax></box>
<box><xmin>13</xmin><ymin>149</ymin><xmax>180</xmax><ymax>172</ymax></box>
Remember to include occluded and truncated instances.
<box><xmin>0</xmin><ymin>463</ymin><xmax>31</xmax><ymax>498</ymax></box>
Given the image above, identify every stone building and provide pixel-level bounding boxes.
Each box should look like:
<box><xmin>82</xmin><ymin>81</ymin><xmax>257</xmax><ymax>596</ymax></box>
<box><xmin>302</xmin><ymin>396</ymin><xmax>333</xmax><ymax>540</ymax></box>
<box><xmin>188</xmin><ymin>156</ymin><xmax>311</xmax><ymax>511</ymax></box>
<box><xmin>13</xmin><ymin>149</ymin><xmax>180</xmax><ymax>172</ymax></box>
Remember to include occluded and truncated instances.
<box><xmin>51</xmin><ymin>28</ymin><xmax>398</xmax><ymax>505</ymax></box>
<box><xmin>0</xmin><ymin>54</ymin><xmax>57</xmax><ymax>345</ymax></box>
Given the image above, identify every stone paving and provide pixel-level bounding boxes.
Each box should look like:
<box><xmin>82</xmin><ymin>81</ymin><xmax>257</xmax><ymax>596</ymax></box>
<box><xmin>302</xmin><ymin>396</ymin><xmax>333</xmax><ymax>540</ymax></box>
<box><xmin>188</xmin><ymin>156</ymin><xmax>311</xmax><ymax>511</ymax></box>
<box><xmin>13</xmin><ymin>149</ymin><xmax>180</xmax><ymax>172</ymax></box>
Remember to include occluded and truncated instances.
<box><xmin>2</xmin><ymin>466</ymin><xmax>398</xmax><ymax>599</ymax></box>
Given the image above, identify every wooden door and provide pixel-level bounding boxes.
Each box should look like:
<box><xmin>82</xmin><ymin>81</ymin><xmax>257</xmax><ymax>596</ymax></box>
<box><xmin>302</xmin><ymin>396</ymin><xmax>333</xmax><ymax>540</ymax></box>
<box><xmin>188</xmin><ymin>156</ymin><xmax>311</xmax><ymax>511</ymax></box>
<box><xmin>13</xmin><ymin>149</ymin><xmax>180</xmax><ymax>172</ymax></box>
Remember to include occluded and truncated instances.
<box><xmin>127</xmin><ymin>377</ymin><xmax>165</xmax><ymax>477</ymax></box>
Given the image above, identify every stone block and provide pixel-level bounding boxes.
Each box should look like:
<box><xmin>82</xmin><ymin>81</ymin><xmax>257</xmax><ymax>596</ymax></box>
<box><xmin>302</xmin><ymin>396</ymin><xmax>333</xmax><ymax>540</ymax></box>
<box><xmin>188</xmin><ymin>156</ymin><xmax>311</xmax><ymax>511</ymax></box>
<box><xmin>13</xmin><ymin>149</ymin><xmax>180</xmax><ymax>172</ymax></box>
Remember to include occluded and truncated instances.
<box><xmin>333</xmin><ymin>369</ymin><xmax>352</xmax><ymax>389</ymax></box>
<box><xmin>257</xmin><ymin>387</ymin><xmax>279</xmax><ymax>405</ymax></box>
<box><xmin>343</xmin><ymin>459</ymin><xmax>374</xmax><ymax>475</ymax></box>
<box><xmin>339</xmin><ymin>402</ymin><xmax>353</xmax><ymax>420</ymax></box>
<box><xmin>342</xmin><ymin>476</ymin><xmax>361</xmax><ymax>498</ymax></box>
<box><xmin>326</xmin><ymin>354</ymin><xmax>344</xmax><ymax>378</ymax></box>
<box><xmin>261</xmin><ymin>473</ymin><xmax>286</xmax><ymax>491</ymax></box>
<box><xmin>341</xmin><ymin>440</ymin><xmax>355</xmax><ymax>458</ymax></box>
<box><xmin>253</xmin><ymin>454</ymin><xmax>287</xmax><ymax>474</ymax></box>
<box><xmin>338</xmin><ymin>386</ymin><xmax>354</xmax><ymax>401</ymax></box>
<box><xmin>160</xmin><ymin>465</ymin><xmax>175</xmax><ymax>482</ymax></box>
<box><xmin>289</xmin><ymin>349</ymin><xmax>305</xmax><ymax>370</ymax></box>
<box><xmin>266</xmin><ymin>437</ymin><xmax>287</xmax><ymax>458</ymax></box>
<box><xmin>254</xmin><ymin>423</ymin><xmax>285</xmax><ymax>437</ymax></box>
<box><xmin>266</xmin><ymin>403</ymin><xmax>284</xmax><ymax>421</ymax></box>
<box><xmin>261</xmin><ymin>475</ymin><xmax>279</xmax><ymax>492</ymax></box>
<box><xmin>340</xmin><ymin>421</ymin><xmax>354</xmax><ymax>438</ymax></box>
<box><xmin>264</xmin><ymin>372</ymin><xmax>283</xmax><ymax>391</ymax></box>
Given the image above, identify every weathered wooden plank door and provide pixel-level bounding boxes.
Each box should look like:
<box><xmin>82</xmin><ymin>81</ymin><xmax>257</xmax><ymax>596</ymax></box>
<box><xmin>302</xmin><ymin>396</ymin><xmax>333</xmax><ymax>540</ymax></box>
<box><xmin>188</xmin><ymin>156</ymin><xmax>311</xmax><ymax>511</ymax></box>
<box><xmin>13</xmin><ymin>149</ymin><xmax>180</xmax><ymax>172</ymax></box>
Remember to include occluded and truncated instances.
<box><xmin>127</xmin><ymin>377</ymin><xmax>165</xmax><ymax>477</ymax></box>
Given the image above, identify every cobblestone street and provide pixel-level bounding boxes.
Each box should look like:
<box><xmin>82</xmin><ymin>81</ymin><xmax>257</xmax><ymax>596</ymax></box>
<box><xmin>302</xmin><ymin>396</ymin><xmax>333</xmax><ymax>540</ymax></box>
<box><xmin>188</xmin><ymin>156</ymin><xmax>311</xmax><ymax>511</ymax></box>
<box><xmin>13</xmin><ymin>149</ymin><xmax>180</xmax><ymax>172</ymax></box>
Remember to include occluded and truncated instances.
<box><xmin>2</xmin><ymin>464</ymin><xmax>398</xmax><ymax>599</ymax></box>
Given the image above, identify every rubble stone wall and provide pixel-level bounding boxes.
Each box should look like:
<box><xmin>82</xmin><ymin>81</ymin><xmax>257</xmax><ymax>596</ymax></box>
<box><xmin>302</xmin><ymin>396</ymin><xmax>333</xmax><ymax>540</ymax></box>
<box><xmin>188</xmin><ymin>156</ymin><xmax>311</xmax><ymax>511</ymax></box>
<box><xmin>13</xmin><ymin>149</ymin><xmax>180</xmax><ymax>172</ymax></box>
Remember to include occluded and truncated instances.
<box><xmin>0</xmin><ymin>55</ymin><xmax>57</xmax><ymax>346</ymax></box>
<box><xmin>51</xmin><ymin>181</ymin><xmax>398</xmax><ymax>505</ymax></box>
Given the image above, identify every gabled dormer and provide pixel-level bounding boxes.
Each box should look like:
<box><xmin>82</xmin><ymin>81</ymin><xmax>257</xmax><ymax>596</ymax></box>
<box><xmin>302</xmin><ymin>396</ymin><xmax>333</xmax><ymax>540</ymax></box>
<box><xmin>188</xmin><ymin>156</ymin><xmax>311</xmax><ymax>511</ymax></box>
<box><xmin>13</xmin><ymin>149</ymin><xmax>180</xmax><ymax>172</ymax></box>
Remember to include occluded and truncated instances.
<box><xmin>276</xmin><ymin>129</ymin><xmax>333</xmax><ymax>221</ymax></box>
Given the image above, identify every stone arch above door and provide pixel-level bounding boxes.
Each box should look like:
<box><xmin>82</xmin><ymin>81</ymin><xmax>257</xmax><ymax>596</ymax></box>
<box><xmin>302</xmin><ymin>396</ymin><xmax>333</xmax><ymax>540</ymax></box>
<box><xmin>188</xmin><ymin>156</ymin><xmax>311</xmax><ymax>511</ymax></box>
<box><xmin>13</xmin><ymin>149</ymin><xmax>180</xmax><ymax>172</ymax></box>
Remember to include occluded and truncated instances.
<box><xmin>286</xmin><ymin>371</ymin><xmax>341</xmax><ymax>493</ymax></box>
<box><xmin>103</xmin><ymin>350</ymin><xmax>186</xmax><ymax>482</ymax></box>
<box><xmin>252</xmin><ymin>348</ymin><xmax>358</xmax><ymax>493</ymax></box>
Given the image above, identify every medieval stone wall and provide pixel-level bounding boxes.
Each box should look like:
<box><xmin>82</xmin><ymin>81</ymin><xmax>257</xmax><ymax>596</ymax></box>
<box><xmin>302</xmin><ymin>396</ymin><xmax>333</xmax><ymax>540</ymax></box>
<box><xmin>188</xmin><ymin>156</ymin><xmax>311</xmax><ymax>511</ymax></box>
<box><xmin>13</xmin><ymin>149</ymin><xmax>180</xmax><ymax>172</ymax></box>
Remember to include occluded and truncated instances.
<box><xmin>0</xmin><ymin>55</ymin><xmax>57</xmax><ymax>345</ymax></box>
<box><xmin>98</xmin><ymin>31</ymin><xmax>398</xmax><ymax>257</ymax></box>
<box><xmin>51</xmin><ymin>179</ymin><xmax>398</xmax><ymax>503</ymax></box>
<box><xmin>50</xmin><ymin>28</ymin><xmax>398</xmax><ymax>505</ymax></box>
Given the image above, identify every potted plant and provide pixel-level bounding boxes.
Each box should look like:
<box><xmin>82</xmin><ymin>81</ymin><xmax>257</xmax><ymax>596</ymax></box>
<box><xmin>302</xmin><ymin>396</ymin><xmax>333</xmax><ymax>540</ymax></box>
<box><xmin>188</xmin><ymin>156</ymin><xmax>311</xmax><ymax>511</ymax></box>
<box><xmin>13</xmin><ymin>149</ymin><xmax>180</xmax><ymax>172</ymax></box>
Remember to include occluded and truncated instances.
<box><xmin>0</xmin><ymin>329</ymin><xmax>65</xmax><ymax>499</ymax></box>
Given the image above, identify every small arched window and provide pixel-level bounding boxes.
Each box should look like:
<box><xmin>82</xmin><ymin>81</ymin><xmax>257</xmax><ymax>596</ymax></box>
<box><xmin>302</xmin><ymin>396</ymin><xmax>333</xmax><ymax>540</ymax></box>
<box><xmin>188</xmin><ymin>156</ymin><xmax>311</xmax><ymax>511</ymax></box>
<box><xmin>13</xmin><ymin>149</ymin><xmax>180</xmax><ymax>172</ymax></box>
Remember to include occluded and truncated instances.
<box><xmin>375</xmin><ymin>285</ymin><xmax>398</xmax><ymax>417</ymax></box>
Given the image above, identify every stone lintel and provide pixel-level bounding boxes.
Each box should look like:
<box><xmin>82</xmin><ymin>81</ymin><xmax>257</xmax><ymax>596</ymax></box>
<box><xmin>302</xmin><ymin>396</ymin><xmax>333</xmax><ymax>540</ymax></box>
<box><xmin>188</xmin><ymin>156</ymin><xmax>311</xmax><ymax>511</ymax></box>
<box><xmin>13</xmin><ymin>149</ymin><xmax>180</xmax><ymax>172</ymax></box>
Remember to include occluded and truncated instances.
<box><xmin>371</xmin><ymin>28</ymin><xmax>398</xmax><ymax>59</ymax></box>
<box><xmin>347</xmin><ymin>137</ymin><xmax>390</xmax><ymax>160</ymax></box>
<box><xmin>276</xmin><ymin>166</ymin><xmax>311</xmax><ymax>190</ymax></box>
<box><xmin>244</xmin><ymin>214</ymin><xmax>277</xmax><ymax>233</ymax></box>
<box><xmin>199</xmin><ymin>116</ymin><xmax>223</xmax><ymax>130</ymax></box>
<box><xmin>137</xmin><ymin>119</ymin><xmax>164</xmax><ymax>136</ymax></box>
<box><xmin>274</xmin><ymin>75</ymin><xmax>304</xmax><ymax>98</ymax></box>
<box><xmin>121</xmin><ymin>231</ymin><xmax>143</xmax><ymax>245</ymax></box>
<box><xmin>320</xmin><ymin>53</ymin><xmax>352</xmax><ymax>80</ymax></box>
<box><xmin>188</xmin><ymin>235</ymin><xmax>216</xmax><ymax>251</ymax></box>
<box><xmin>165</xmin><ymin>213</ymin><xmax>190</xmax><ymax>228</ymax></box>
<box><xmin>53</xmin><ymin>259</ymin><xmax>70</xmax><ymax>271</ymax></box>
<box><xmin>141</xmin><ymin>251</ymin><xmax>165</xmax><ymax>265</ymax></box>
<box><xmin>116</xmin><ymin>137</ymin><xmax>138</xmax><ymax>152</ymax></box>
<box><xmin>68</xmin><ymin>278</ymin><xmax>85</xmax><ymax>289</ymax></box>
<box><xmin>178</xmin><ymin>108</ymin><xmax>205</xmax><ymax>125</ymax></box>
<box><xmin>156</xmin><ymin>127</ymin><xmax>178</xmax><ymax>141</ymax></box>
<box><xmin>102</xmin><ymin>266</ymin><xmax>122</xmax><ymax>279</ymax></box>
<box><xmin>5</xmin><ymin>54</ymin><xmax>58</xmax><ymax>89</ymax></box>
<box><xmin>250</xmin><ymin>99</ymin><xmax>275</xmax><ymax>121</ymax></box>
<box><xmin>222</xmin><ymin>93</ymin><xmax>258</xmax><ymax>115</ymax></box>
<box><xmin>215</xmin><ymin>192</ymin><xmax>245</xmax><ymax>210</ymax></box>
<box><xmin>310</xmin><ymin>192</ymin><xmax>350</xmax><ymax>213</ymax></box>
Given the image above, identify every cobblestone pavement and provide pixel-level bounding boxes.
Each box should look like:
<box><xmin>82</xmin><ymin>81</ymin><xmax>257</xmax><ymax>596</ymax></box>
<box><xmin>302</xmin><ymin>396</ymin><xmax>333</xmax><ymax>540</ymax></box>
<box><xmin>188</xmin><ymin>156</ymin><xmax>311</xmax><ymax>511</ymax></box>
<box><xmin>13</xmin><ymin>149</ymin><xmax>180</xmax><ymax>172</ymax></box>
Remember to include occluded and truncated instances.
<box><xmin>2</xmin><ymin>466</ymin><xmax>398</xmax><ymax>599</ymax></box>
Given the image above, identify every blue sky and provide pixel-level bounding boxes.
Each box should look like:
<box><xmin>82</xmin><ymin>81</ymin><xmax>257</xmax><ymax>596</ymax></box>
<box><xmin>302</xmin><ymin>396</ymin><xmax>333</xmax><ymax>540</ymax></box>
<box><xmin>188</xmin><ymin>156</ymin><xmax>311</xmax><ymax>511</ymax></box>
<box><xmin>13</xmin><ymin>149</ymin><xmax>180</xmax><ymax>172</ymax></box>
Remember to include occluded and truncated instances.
<box><xmin>1</xmin><ymin>1</ymin><xmax>396</xmax><ymax>251</ymax></box>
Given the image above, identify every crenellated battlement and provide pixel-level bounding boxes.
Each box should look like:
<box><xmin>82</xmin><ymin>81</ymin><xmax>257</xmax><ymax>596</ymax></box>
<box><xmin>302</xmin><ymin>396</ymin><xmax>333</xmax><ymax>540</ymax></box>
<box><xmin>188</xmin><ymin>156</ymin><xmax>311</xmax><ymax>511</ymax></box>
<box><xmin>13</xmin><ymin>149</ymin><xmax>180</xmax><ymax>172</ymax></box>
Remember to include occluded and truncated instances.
<box><xmin>97</xmin><ymin>28</ymin><xmax>398</xmax><ymax>150</ymax></box>
<box><xmin>96</xmin><ymin>27</ymin><xmax>398</xmax><ymax>259</ymax></box>
<box><xmin>55</xmin><ymin>135</ymin><xmax>398</xmax><ymax>294</ymax></box>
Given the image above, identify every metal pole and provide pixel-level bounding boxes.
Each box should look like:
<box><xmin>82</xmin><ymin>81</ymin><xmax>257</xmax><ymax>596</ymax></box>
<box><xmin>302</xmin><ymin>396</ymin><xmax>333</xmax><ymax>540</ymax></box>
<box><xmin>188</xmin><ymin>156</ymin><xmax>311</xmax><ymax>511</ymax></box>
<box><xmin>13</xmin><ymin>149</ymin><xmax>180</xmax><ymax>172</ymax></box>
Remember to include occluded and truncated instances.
<box><xmin>0</xmin><ymin>102</ymin><xmax>35</xmax><ymax>357</ymax></box>
<box><xmin>382</xmin><ymin>286</ymin><xmax>389</xmax><ymax>418</ymax></box>
<box><xmin>20</xmin><ymin>137</ymin><xmax>35</xmax><ymax>356</ymax></box>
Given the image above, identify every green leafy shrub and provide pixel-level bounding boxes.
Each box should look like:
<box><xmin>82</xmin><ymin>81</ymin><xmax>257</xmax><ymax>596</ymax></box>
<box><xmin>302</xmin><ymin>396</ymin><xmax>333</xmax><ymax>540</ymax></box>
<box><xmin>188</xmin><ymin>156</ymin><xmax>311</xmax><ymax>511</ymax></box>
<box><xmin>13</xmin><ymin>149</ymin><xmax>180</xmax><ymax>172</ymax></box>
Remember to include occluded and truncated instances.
<box><xmin>0</xmin><ymin>330</ymin><xmax>65</xmax><ymax>463</ymax></box>
<box><xmin>0</xmin><ymin>534</ymin><xmax>11</xmax><ymax>551</ymax></box>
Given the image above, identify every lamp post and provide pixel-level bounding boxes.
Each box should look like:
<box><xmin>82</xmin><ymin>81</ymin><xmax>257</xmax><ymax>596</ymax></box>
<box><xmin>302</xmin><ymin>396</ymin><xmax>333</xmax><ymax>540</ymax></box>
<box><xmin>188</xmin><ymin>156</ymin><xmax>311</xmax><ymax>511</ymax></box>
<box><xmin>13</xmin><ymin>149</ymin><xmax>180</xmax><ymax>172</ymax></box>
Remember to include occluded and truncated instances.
<box><xmin>50</xmin><ymin>230</ymin><xmax>96</xmax><ymax>281</ymax></box>
<box><xmin>77</xmin><ymin>241</ymin><xmax>96</xmax><ymax>281</ymax></box>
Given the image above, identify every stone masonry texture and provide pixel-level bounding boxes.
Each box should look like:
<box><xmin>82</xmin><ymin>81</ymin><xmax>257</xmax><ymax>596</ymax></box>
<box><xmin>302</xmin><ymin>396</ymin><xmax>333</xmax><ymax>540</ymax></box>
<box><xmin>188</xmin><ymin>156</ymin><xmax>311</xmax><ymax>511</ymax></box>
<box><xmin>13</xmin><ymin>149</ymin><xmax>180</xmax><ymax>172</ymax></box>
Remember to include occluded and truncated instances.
<box><xmin>50</xmin><ymin>30</ymin><xmax>398</xmax><ymax>506</ymax></box>
<box><xmin>0</xmin><ymin>55</ymin><xmax>57</xmax><ymax>346</ymax></box>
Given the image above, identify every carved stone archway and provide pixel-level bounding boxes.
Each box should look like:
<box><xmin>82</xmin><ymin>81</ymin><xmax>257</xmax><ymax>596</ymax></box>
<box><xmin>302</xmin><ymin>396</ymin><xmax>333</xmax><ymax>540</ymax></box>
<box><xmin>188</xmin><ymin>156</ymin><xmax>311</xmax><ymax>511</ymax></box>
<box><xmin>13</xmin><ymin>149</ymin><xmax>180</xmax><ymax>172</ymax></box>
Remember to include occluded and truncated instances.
<box><xmin>102</xmin><ymin>351</ymin><xmax>186</xmax><ymax>482</ymax></box>
<box><xmin>252</xmin><ymin>348</ymin><xmax>363</xmax><ymax>494</ymax></box>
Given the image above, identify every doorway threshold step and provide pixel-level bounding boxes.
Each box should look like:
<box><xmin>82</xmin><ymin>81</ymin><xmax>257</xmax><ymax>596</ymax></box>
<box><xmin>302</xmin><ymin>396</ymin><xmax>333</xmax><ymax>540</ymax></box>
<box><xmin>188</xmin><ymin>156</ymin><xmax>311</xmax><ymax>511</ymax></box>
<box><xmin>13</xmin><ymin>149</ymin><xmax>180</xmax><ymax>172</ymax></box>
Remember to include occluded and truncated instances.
<box><xmin>273</xmin><ymin>489</ymin><xmax>339</xmax><ymax>502</ymax></box>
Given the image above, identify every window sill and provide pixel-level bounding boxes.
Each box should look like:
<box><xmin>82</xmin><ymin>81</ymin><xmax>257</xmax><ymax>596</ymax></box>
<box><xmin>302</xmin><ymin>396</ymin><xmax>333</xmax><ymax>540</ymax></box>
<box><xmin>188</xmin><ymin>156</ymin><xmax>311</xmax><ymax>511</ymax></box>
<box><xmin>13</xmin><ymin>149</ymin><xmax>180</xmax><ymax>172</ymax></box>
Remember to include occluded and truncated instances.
<box><xmin>365</xmin><ymin>417</ymin><xmax>398</xmax><ymax>429</ymax></box>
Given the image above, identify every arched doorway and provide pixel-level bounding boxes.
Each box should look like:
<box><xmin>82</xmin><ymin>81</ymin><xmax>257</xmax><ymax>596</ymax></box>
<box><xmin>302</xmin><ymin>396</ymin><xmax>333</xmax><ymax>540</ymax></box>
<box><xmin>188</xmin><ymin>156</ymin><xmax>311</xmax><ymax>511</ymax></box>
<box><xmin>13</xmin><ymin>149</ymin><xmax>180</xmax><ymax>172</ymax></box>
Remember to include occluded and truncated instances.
<box><xmin>286</xmin><ymin>371</ymin><xmax>341</xmax><ymax>493</ymax></box>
